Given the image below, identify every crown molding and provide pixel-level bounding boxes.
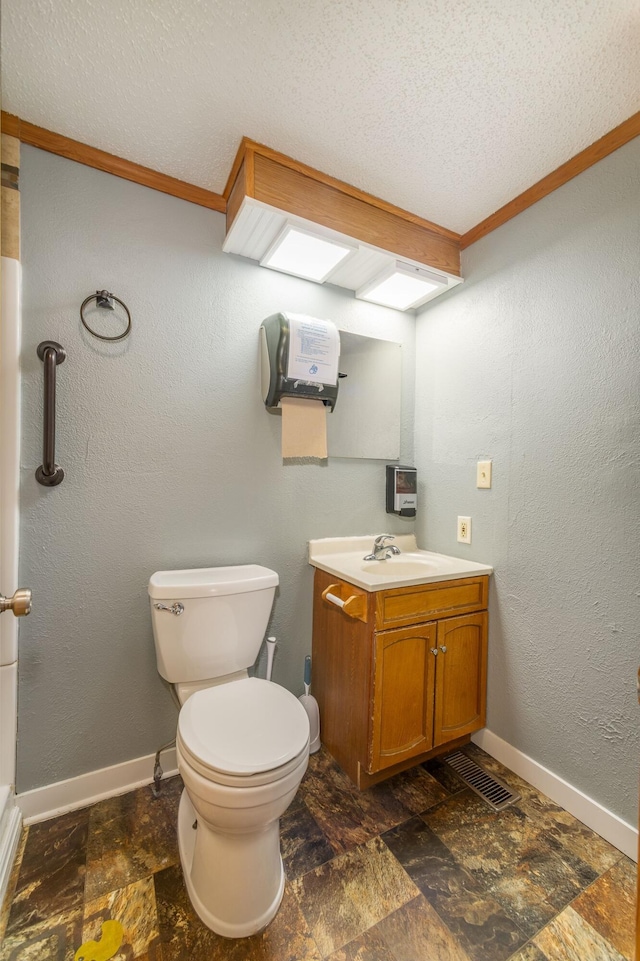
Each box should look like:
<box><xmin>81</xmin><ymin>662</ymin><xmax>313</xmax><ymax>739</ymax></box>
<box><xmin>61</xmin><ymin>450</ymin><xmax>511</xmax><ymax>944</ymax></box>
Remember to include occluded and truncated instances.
<box><xmin>4</xmin><ymin>108</ymin><xmax>639</xmax><ymax>256</ymax></box>
<box><xmin>461</xmin><ymin>110</ymin><xmax>640</xmax><ymax>249</ymax></box>
<box><xmin>1</xmin><ymin>112</ymin><xmax>226</xmax><ymax>212</ymax></box>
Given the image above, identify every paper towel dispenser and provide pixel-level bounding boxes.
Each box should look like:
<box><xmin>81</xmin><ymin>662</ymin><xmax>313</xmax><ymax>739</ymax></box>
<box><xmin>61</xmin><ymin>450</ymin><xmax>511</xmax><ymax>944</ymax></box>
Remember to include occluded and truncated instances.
<box><xmin>260</xmin><ymin>312</ymin><xmax>340</xmax><ymax>411</ymax></box>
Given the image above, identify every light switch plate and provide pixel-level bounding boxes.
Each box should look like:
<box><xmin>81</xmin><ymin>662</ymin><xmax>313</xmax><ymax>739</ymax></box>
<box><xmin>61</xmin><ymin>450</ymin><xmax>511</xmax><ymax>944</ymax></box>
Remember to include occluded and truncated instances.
<box><xmin>477</xmin><ymin>460</ymin><xmax>492</xmax><ymax>489</ymax></box>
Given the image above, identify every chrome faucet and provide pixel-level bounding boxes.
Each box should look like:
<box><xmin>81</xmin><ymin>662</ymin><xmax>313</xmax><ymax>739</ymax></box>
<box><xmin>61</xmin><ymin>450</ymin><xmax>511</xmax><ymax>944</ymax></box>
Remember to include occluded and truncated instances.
<box><xmin>363</xmin><ymin>534</ymin><xmax>401</xmax><ymax>561</ymax></box>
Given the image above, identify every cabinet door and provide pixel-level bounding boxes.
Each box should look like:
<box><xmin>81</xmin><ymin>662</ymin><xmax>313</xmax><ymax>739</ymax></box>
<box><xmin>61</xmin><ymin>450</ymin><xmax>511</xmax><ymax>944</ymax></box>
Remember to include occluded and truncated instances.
<box><xmin>369</xmin><ymin>623</ymin><xmax>437</xmax><ymax>773</ymax></box>
<box><xmin>434</xmin><ymin>612</ymin><xmax>487</xmax><ymax>747</ymax></box>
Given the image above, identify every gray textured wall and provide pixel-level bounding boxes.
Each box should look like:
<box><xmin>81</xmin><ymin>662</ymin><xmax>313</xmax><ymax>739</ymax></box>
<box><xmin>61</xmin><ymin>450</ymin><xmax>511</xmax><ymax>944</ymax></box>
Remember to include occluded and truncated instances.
<box><xmin>18</xmin><ymin>146</ymin><xmax>416</xmax><ymax>793</ymax></box>
<box><xmin>414</xmin><ymin>137</ymin><xmax>640</xmax><ymax>825</ymax></box>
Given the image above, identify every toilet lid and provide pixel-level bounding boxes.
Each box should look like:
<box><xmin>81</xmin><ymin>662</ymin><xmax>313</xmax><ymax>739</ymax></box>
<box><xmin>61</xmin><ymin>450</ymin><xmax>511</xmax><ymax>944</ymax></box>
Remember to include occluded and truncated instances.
<box><xmin>178</xmin><ymin>677</ymin><xmax>310</xmax><ymax>776</ymax></box>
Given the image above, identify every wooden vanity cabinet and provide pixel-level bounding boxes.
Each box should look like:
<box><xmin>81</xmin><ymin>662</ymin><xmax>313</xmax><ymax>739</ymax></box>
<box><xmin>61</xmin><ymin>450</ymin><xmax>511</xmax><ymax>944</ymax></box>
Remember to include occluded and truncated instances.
<box><xmin>311</xmin><ymin>568</ymin><xmax>489</xmax><ymax>788</ymax></box>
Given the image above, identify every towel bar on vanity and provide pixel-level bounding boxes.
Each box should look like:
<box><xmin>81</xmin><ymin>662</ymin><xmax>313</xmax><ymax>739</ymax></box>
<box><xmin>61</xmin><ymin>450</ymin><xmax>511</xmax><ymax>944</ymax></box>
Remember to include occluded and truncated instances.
<box><xmin>321</xmin><ymin>583</ymin><xmax>367</xmax><ymax>622</ymax></box>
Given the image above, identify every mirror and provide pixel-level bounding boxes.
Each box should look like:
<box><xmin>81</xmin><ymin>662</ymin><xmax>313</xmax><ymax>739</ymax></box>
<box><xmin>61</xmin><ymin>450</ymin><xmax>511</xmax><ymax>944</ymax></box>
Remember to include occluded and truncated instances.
<box><xmin>327</xmin><ymin>331</ymin><xmax>401</xmax><ymax>460</ymax></box>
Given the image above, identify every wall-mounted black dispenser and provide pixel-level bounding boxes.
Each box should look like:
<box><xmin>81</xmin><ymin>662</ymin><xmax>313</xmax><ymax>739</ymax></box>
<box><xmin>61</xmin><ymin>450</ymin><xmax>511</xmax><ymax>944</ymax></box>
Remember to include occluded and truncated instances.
<box><xmin>386</xmin><ymin>465</ymin><xmax>417</xmax><ymax>517</ymax></box>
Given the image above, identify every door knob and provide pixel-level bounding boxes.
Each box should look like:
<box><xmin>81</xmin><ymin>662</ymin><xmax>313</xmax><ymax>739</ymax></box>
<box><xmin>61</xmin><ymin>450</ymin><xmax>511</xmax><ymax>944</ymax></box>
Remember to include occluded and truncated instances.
<box><xmin>0</xmin><ymin>588</ymin><xmax>32</xmax><ymax>617</ymax></box>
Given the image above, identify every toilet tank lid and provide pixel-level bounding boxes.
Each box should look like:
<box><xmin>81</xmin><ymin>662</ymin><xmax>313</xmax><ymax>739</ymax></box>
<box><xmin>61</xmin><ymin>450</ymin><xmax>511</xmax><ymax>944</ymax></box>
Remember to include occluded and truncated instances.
<box><xmin>148</xmin><ymin>565</ymin><xmax>278</xmax><ymax>600</ymax></box>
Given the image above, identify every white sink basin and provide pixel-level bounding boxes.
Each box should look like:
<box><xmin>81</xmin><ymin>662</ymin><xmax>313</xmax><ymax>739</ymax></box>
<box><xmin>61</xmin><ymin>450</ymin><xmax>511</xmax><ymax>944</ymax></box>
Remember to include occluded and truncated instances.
<box><xmin>361</xmin><ymin>556</ymin><xmax>439</xmax><ymax>577</ymax></box>
<box><xmin>308</xmin><ymin>535</ymin><xmax>493</xmax><ymax>591</ymax></box>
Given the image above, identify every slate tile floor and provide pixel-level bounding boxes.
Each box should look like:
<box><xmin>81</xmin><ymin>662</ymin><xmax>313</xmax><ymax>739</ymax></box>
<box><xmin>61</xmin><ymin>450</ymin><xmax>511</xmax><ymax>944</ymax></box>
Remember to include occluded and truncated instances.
<box><xmin>0</xmin><ymin>744</ymin><xmax>635</xmax><ymax>960</ymax></box>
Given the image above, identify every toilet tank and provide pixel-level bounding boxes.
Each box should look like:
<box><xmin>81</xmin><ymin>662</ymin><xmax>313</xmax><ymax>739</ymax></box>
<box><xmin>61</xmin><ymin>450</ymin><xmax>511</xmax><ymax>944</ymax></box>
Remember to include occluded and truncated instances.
<box><xmin>148</xmin><ymin>565</ymin><xmax>278</xmax><ymax>684</ymax></box>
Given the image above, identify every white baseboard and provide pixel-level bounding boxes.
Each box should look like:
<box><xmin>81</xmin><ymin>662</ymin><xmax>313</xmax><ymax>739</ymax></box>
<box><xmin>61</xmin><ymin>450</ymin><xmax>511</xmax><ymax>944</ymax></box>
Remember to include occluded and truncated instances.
<box><xmin>16</xmin><ymin>748</ymin><xmax>178</xmax><ymax>825</ymax></box>
<box><xmin>0</xmin><ymin>790</ymin><xmax>22</xmax><ymax>909</ymax></box>
<box><xmin>472</xmin><ymin>729</ymin><xmax>638</xmax><ymax>862</ymax></box>
<box><xmin>13</xmin><ymin>732</ymin><xmax>638</xmax><ymax>862</ymax></box>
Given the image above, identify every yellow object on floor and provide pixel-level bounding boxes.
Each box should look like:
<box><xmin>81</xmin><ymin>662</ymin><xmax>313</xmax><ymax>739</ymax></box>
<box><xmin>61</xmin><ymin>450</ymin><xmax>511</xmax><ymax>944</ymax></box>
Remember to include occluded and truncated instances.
<box><xmin>74</xmin><ymin>920</ymin><xmax>124</xmax><ymax>961</ymax></box>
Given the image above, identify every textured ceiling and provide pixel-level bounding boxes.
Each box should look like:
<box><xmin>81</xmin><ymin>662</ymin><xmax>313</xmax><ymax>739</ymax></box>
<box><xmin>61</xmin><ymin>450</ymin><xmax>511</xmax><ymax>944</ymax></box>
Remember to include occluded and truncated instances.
<box><xmin>3</xmin><ymin>0</ymin><xmax>639</xmax><ymax>233</ymax></box>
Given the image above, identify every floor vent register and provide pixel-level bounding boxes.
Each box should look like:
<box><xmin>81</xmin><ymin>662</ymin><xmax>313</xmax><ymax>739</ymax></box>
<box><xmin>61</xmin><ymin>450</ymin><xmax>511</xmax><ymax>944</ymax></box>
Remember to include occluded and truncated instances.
<box><xmin>443</xmin><ymin>751</ymin><xmax>521</xmax><ymax>811</ymax></box>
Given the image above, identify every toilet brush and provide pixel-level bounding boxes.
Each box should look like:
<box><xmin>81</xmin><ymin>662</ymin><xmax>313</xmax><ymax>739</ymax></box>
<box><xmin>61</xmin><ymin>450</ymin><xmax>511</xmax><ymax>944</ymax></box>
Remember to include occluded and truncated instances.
<box><xmin>299</xmin><ymin>655</ymin><xmax>321</xmax><ymax>753</ymax></box>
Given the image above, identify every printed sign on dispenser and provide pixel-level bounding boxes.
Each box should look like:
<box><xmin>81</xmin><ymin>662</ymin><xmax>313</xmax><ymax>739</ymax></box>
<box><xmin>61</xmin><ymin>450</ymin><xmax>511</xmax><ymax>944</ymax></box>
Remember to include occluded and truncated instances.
<box><xmin>286</xmin><ymin>314</ymin><xmax>340</xmax><ymax>386</ymax></box>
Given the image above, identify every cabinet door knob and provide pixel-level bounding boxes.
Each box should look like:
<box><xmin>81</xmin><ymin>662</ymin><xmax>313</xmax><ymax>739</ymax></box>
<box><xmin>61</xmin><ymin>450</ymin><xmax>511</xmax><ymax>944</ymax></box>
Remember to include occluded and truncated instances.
<box><xmin>440</xmin><ymin>645</ymin><xmax>447</xmax><ymax>653</ymax></box>
<box><xmin>430</xmin><ymin>647</ymin><xmax>438</xmax><ymax>656</ymax></box>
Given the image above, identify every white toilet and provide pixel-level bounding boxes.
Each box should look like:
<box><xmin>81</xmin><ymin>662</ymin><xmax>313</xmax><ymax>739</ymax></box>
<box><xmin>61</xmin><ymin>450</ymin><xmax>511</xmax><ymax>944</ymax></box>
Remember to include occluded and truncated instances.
<box><xmin>148</xmin><ymin>565</ymin><xmax>310</xmax><ymax>938</ymax></box>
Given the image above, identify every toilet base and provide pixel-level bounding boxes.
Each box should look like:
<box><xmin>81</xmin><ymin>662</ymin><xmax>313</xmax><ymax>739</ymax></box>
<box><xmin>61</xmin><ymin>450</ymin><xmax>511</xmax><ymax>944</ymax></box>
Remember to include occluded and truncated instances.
<box><xmin>177</xmin><ymin>789</ymin><xmax>285</xmax><ymax>938</ymax></box>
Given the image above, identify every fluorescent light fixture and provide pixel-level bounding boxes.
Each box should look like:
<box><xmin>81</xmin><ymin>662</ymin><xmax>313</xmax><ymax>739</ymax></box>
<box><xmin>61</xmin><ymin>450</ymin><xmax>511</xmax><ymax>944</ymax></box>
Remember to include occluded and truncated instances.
<box><xmin>356</xmin><ymin>261</ymin><xmax>447</xmax><ymax>311</ymax></box>
<box><xmin>260</xmin><ymin>224</ymin><xmax>355</xmax><ymax>283</ymax></box>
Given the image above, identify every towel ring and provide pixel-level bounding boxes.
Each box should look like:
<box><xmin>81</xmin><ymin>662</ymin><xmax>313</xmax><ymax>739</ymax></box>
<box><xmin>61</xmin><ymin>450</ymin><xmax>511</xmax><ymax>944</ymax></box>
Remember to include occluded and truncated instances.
<box><xmin>80</xmin><ymin>290</ymin><xmax>132</xmax><ymax>342</ymax></box>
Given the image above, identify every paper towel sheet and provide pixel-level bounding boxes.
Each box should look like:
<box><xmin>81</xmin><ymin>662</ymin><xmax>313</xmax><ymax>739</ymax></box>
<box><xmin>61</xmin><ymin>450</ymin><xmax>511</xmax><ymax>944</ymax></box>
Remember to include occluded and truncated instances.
<box><xmin>281</xmin><ymin>397</ymin><xmax>327</xmax><ymax>459</ymax></box>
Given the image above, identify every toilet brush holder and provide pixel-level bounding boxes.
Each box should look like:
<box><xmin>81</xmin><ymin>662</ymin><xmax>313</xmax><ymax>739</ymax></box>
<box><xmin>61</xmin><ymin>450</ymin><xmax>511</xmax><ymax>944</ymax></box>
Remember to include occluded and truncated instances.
<box><xmin>299</xmin><ymin>655</ymin><xmax>320</xmax><ymax>753</ymax></box>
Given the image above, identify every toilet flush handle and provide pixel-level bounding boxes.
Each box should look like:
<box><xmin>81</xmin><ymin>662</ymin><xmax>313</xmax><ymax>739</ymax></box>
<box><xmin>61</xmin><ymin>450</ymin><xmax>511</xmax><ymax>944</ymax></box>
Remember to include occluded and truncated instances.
<box><xmin>154</xmin><ymin>602</ymin><xmax>184</xmax><ymax>616</ymax></box>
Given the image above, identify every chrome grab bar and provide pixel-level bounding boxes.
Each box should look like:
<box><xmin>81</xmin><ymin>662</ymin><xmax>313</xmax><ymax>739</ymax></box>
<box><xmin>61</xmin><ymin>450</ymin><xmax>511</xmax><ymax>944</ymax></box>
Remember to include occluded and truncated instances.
<box><xmin>35</xmin><ymin>341</ymin><xmax>65</xmax><ymax>486</ymax></box>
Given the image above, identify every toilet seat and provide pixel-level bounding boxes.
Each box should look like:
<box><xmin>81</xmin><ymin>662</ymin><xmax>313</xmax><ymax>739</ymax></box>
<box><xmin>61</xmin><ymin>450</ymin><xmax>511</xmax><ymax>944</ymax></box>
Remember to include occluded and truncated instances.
<box><xmin>177</xmin><ymin>735</ymin><xmax>309</xmax><ymax>789</ymax></box>
<box><xmin>178</xmin><ymin>676</ymin><xmax>310</xmax><ymax>783</ymax></box>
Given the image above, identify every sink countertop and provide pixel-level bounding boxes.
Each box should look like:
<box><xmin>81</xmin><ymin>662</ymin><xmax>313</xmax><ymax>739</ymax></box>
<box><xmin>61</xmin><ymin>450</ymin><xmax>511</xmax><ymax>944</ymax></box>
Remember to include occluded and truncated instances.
<box><xmin>308</xmin><ymin>534</ymin><xmax>493</xmax><ymax>592</ymax></box>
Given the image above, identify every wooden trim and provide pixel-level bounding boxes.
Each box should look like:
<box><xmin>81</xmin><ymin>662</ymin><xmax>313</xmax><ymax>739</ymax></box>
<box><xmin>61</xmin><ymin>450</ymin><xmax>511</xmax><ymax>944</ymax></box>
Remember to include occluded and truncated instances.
<box><xmin>7</xmin><ymin>105</ymin><xmax>638</xmax><ymax>259</ymax></box>
<box><xmin>224</xmin><ymin>140</ymin><xmax>255</xmax><ymax>234</ymax></box>
<box><xmin>223</xmin><ymin>136</ymin><xmax>253</xmax><ymax>199</ymax></box>
<box><xmin>0</xmin><ymin>111</ymin><xmax>226</xmax><ymax>213</ymax></box>
<box><xmin>241</xmin><ymin>137</ymin><xmax>460</xmax><ymax>243</ymax></box>
<box><xmin>244</xmin><ymin>146</ymin><xmax>255</xmax><ymax>199</ymax></box>
<box><xmin>1</xmin><ymin>113</ymin><xmax>21</xmax><ymax>138</ymax></box>
<box><xmin>225</xmin><ymin>136</ymin><xmax>461</xmax><ymax>274</ymax></box>
<box><xmin>226</xmin><ymin>158</ymin><xmax>248</xmax><ymax>234</ymax></box>
<box><xmin>253</xmin><ymin>153</ymin><xmax>461</xmax><ymax>275</ymax></box>
<box><xmin>461</xmin><ymin>110</ymin><xmax>640</xmax><ymax>249</ymax></box>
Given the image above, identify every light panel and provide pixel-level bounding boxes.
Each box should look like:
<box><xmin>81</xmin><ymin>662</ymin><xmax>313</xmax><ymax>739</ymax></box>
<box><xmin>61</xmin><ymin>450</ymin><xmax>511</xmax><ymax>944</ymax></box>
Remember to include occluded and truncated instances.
<box><xmin>260</xmin><ymin>224</ymin><xmax>355</xmax><ymax>282</ymax></box>
<box><xmin>356</xmin><ymin>262</ymin><xmax>447</xmax><ymax>311</ymax></box>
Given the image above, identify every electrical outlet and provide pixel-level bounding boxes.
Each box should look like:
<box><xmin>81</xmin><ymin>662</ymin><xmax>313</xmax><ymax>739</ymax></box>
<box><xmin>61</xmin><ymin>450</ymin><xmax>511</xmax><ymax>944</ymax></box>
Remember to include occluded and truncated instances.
<box><xmin>457</xmin><ymin>516</ymin><xmax>471</xmax><ymax>544</ymax></box>
<box><xmin>477</xmin><ymin>460</ymin><xmax>492</xmax><ymax>489</ymax></box>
